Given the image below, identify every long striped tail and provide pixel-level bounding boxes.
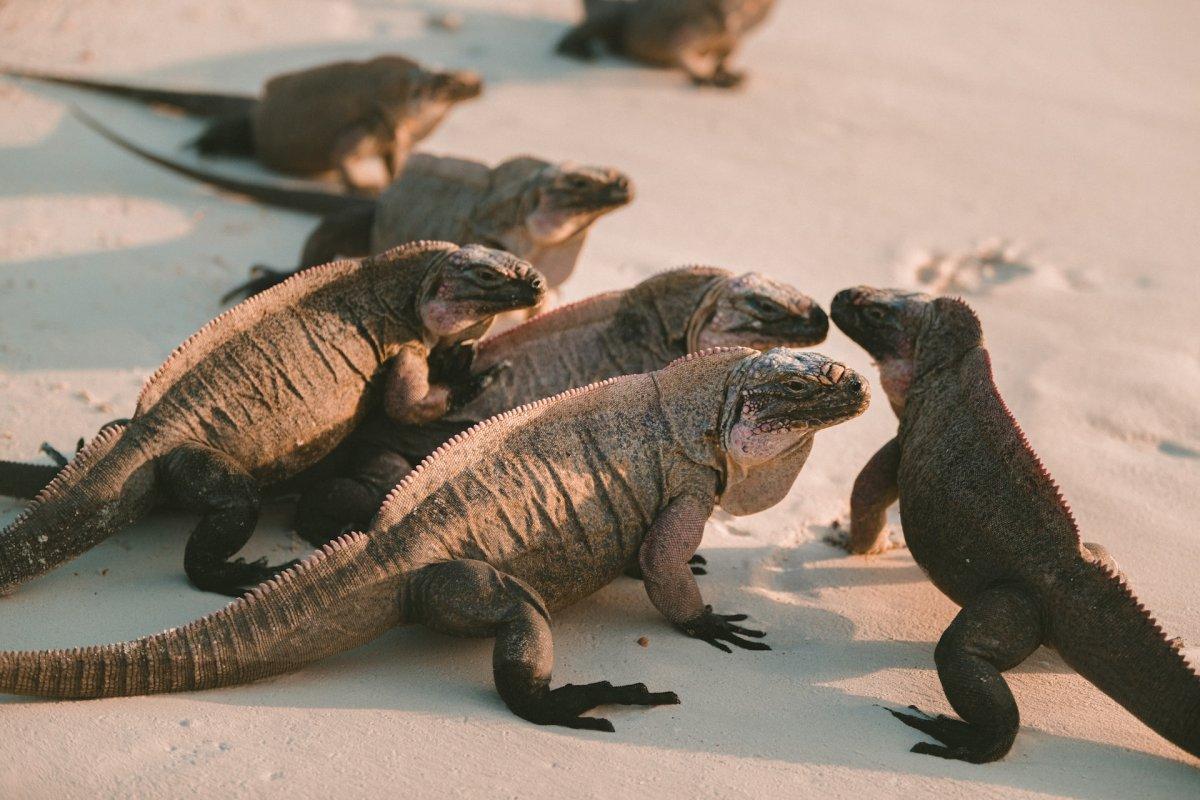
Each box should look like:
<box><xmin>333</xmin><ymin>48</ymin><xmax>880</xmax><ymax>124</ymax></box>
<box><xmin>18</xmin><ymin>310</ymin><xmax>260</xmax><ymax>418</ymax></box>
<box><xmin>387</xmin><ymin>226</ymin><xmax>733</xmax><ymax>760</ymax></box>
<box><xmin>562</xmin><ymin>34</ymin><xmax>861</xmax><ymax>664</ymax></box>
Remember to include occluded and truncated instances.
<box><xmin>0</xmin><ymin>533</ymin><xmax>398</xmax><ymax>698</ymax></box>
<box><xmin>1</xmin><ymin>66</ymin><xmax>256</xmax><ymax>117</ymax></box>
<box><xmin>0</xmin><ymin>423</ymin><xmax>157</xmax><ymax>593</ymax></box>
<box><xmin>1048</xmin><ymin>559</ymin><xmax>1200</xmax><ymax>759</ymax></box>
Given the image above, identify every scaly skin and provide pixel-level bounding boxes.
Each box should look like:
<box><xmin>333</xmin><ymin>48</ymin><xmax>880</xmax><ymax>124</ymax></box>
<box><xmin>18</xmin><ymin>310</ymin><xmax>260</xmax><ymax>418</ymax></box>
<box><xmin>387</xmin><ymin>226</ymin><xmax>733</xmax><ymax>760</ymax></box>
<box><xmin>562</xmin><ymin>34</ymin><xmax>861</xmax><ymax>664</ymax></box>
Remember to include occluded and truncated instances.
<box><xmin>557</xmin><ymin>0</ymin><xmax>776</xmax><ymax>88</ymax></box>
<box><xmin>0</xmin><ymin>347</ymin><xmax>868</xmax><ymax>732</ymax></box>
<box><xmin>831</xmin><ymin>286</ymin><xmax>1200</xmax><ymax>764</ymax></box>
<box><xmin>4</xmin><ymin>56</ymin><xmax>482</xmax><ymax>191</ymax></box>
<box><xmin>291</xmin><ymin>266</ymin><xmax>831</xmax><ymax>541</ymax></box>
<box><xmin>0</xmin><ymin>242</ymin><xmax>545</xmax><ymax>597</ymax></box>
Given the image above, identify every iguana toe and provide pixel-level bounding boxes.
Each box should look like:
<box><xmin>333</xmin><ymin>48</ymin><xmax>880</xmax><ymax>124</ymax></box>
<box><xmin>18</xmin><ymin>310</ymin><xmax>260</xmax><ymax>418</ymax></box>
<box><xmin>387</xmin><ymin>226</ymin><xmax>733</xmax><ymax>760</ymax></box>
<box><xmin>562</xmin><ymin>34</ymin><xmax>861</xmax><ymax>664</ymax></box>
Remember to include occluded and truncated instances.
<box><xmin>523</xmin><ymin>680</ymin><xmax>679</xmax><ymax>732</ymax></box>
<box><xmin>681</xmin><ymin>606</ymin><xmax>771</xmax><ymax>653</ymax></box>
<box><xmin>889</xmin><ymin>706</ymin><xmax>1002</xmax><ymax>764</ymax></box>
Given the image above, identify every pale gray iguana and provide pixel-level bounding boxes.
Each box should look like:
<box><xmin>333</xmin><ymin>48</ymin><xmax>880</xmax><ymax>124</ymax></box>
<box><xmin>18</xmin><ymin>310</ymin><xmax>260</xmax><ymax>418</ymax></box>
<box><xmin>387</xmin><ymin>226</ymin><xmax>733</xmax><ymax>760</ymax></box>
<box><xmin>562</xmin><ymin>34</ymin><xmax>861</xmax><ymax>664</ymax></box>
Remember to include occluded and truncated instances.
<box><xmin>72</xmin><ymin>110</ymin><xmax>632</xmax><ymax>310</ymax></box>
<box><xmin>0</xmin><ymin>242</ymin><xmax>545</xmax><ymax>597</ymax></box>
<box><xmin>0</xmin><ymin>346</ymin><xmax>868</xmax><ymax>732</ymax></box>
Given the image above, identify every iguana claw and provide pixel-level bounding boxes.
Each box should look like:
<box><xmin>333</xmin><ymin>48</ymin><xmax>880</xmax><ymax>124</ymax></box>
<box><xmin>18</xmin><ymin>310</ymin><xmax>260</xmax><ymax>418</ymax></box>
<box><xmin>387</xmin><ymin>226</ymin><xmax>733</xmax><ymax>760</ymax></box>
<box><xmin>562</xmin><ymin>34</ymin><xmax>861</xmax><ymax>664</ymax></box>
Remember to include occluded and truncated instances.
<box><xmin>680</xmin><ymin>605</ymin><xmax>770</xmax><ymax>653</ymax></box>
<box><xmin>522</xmin><ymin>681</ymin><xmax>680</xmax><ymax>732</ymax></box>
<box><xmin>888</xmin><ymin>705</ymin><xmax>999</xmax><ymax>764</ymax></box>
<box><xmin>430</xmin><ymin>342</ymin><xmax>511</xmax><ymax>410</ymax></box>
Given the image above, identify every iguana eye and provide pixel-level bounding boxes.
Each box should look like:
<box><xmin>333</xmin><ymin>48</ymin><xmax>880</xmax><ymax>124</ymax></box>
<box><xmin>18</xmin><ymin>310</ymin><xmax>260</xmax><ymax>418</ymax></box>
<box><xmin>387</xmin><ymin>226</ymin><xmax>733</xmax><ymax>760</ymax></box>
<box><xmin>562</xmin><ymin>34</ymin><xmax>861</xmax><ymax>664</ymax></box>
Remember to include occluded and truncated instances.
<box><xmin>743</xmin><ymin>296</ymin><xmax>786</xmax><ymax>320</ymax></box>
<box><xmin>865</xmin><ymin>306</ymin><xmax>888</xmax><ymax>324</ymax></box>
<box><xmin>565</xmin><ymin>176</ymin><xmax>591</xmax><ymax>190</ymax></box>
<box><xmin>469</xmin><ymin>267</ymin><xmax>507</xmax><ymax>287</ymax></box>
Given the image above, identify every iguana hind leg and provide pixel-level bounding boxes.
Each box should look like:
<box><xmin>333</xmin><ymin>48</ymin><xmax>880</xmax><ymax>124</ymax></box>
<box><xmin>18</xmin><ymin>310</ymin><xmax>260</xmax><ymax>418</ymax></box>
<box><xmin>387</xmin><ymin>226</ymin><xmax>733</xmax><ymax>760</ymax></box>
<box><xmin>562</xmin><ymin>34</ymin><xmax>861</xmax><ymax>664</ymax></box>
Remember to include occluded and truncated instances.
<box><xmin>408</xmin><ymin>559</ymin><xmax>679</xmax><ymax>731</ymax></box>
<box><xmin>891</xmin><ymin>584</ymin><xmax>1042</xmax><ymax>763</ymax></box>
<box><xmin>163</xmin><ymin>443</ymin><xmax>298</xmax><ymax>596</ymax></box>
<box><xmin>293</xmin><ymin>445</ymin><xmax>412</xmax><ymax>547</ymax></box>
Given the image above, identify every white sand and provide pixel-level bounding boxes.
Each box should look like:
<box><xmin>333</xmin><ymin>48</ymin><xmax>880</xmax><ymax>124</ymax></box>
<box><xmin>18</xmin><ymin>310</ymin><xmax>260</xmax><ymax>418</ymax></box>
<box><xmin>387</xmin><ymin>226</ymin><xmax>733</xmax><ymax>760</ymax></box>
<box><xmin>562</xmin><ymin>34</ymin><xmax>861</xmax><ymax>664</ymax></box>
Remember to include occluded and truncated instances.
<box><xmin>0</xmin><ymin>1</ymin><xmax>1197</xmax><ymax>796</ymax></box>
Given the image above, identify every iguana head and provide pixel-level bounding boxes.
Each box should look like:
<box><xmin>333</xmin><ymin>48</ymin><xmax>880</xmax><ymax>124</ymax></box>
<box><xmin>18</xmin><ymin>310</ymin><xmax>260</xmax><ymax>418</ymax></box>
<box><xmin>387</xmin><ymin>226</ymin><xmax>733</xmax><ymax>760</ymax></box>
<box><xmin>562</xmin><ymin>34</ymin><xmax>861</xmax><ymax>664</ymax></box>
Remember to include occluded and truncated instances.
<box><xmin>421</xmin><ymin>245</ymin><xmax>546</xmax><ymax>338</ymax></box>
<box><xmin>689</xmin><ymin>272</ymin><xmax>829</xmax><ymax>352</ymax></box>
<box><xmin>415</xmin><ymin>68</ymin><xmax>485</xmax><ymax>104</ymax></box>
<box><xmin>525</xmin><ymin>164</ymin><xmax>634</xmax><ymax>244</ymax></box>
<box><xmin>721</xmin><ymin>348</ymin><xmax>869</xmax><ymax>471</ymax></box>
<box><xmin>830</xmin><ymin>286</ymin><xmax>932</xmax><ymax>413</ymax></box>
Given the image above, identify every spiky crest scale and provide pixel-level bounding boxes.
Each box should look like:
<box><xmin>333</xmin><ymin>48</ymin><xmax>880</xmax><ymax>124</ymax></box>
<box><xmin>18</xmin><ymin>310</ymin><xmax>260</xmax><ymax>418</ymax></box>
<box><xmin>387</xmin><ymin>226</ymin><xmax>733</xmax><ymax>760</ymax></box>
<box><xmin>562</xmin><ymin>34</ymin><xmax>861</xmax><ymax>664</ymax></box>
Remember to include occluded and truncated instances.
<box><xmin>376</xmin><ymin>375</ymin><xmax>628</xmax><ymax>516</ymax></box>
<box><xmin>963</xmin><ymin>346</ymin><xmax>1081</xmax><ymax>543</ymax></box>
<box><xmin>663</xmin><ymin>345</ymin><xmax>752</xmax><ymax>370</ymax></box>
<box><xmin>135</xmin><ymin>240</ymin><xmax>454</xmax><ymax>412</ymax></box>
<box><xmin>2</xmin><ymin>421</ymin><xmax>128</xmax><ymax>530</ymax></box>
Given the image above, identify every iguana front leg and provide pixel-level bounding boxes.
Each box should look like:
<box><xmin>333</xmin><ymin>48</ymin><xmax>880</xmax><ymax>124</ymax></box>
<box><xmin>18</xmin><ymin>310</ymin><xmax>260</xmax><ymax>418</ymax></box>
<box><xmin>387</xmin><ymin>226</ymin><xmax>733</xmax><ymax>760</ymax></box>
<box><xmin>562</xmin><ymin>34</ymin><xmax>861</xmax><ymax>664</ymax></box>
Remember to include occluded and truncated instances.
<box><xmin>639</xmin><ymin>494</ymin><xmax>769</xmax><ymax>652</ymax></box>
<box><xmin>332</xmin><ymin>125</ymin><xmax>390</xmax><ymax>194</ymax></box>
<box><xmin>408</xmin><ymin>559</ymin><xmax>679</xmax><ymax>731</ymax></box>
<box><xmin>384</xmin><ymin>345</ymin><xmax>452</xmax><ymax>424</ymax></box>
<box><xmin>163</xmin><ymin>443</ymin><xmax>299</xmax><ymax>596</ymax></box>
<box><xmin>890</xmin><ymin>584</ymin><xmax>1043</xmax><ymax>763</ymax></box>
<box><xmin>828</xmin><ymin>436</ymin><xmax>902</xmax><ymax>554</ymax></box>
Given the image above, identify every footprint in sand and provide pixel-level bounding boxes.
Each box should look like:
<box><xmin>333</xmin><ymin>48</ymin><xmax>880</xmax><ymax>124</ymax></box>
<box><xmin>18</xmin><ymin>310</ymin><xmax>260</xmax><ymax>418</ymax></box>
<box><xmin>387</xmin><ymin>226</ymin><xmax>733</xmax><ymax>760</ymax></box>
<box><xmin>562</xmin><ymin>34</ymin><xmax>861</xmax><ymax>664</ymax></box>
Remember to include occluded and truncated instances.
<box><xmin>904</xmin><ymin>239</ymin><xmax>1085</xmax><ymax>294</ymax></box>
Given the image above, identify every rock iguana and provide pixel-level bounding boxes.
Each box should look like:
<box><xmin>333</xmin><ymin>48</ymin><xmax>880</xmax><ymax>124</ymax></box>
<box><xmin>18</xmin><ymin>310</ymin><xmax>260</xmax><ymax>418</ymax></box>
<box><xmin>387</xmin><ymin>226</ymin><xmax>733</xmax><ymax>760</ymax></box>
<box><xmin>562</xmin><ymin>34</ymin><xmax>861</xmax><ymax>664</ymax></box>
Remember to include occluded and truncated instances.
<box><xmin>0</xmin><ymin>242</ymin><xmax>545</xmax><ymax>597</ymax></box>
<box><xmin>557</xmin><ymin>0</ymin><xmax>776</xmax><ymax>88</ymax></box>
<box><xmin>73</xmin><ymin>111</ymin><xmax>632</xmax><ymax>310</ymax></box>
<box><xmin>3</xmin><ymin>56</ymin><xmax>483</xmax><ymax>191</ymax></box>
<box><xmin>0</xmin><ymin>346</ymin><xmax>868</xmax><ymax>731</ymax></box>
<box><xmin>292</xmin><ymin>266</ymin><xmax>831</xmax><ymax>542</ymax></box>
<box><xmin>830</xmin><ymin>286</ymin><xmax>1200</xmax><ymax>763</ymax></box>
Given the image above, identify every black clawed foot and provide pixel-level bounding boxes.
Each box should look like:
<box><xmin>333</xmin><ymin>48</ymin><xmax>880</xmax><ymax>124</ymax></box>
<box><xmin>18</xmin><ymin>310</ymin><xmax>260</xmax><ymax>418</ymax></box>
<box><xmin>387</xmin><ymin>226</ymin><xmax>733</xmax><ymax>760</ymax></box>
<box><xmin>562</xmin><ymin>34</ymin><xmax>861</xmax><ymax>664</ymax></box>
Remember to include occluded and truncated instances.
<box><xmin>680</xmin><ymin>605</ymin><xmax>770</xmax><ymax>653</ymax></box>
<box><xmin>192</xmin><ymin>556</ymin><xmax>303</xmax><ymax>597</ymax></box>
<box><xmin>693</xmin><ymin>70</ymin><xmax>745</xmax><ymax>89</ymax></box>
<box><xmin>221</xmin><ymin>265</ymin><xmax>292</xmax><ymax>304</ymax></box>
<box><xmin>556</xmin><ymin>33</ymin><xmax>599</xmax><ymax>61</ymax></box>
<box><xmin>527</xmin><ymin>681</ymin><xmax>680</xmax><ymax>732</ymax></box>
<box><xmin>688</xmin><ymin>553</ymin><xmax>707</xmax><ymax>575</ymax></box>
<box><xmin>40</xmin><ymin>442</ymin><xmax>71</xmax><ymax>467</ymax></box>
<box><xmin>887</xmin><ymin>706</ymin><xmax>1004</xmax><ymax>764</ymax></box>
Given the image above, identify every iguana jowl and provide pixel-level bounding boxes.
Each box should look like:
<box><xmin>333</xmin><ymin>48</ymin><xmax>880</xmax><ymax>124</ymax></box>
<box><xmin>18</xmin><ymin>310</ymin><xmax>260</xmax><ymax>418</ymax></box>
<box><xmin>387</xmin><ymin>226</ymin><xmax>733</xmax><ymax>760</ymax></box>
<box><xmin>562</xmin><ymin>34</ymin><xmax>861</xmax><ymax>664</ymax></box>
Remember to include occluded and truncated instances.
<box><xmin>72</xmin><ymin>113</ymin><xmax>633</xmax><ymax>308</ymax></box>
<box><xmin>0</xmin><ymin>347</ymin><xmax>868</xmax><ymax>731</ymax></box>
<box><xmin>293</xmin><ymin>266</ymin><xmax>831</xmax><ymax>542</ymax></box>
<box><xmin>557</xmin><ymin>0</ymin><xmax>776</xmax><ymax>88</ymax></box>
<box><xmin>0</xmin><ymin>242</ymin><xmax>545</xmax><ymax>597</ymax></box>
<box><xmin>4</xmin><ymin>56</ymin><xmax>483</xmax><ymax>191</ymax></box>
<box><xmin>831</xmin><ymin>286</ymin><xmax>1200</xmax><ymax>763</ymax></box>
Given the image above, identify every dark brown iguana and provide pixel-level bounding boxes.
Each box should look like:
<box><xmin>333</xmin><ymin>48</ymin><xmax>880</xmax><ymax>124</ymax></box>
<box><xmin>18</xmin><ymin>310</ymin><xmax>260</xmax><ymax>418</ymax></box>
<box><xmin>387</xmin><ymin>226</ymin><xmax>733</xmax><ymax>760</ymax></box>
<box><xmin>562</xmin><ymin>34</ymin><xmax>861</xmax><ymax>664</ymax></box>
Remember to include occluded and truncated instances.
<box><xmin>830</xmin><ymin>286</ymin><xmax>1200</xmax><ymax>763</ymax></box>
<box><xmin>291</xmin><ymin>266</ymin><xmax>830</xmax><ymax>543</ymax></box>
<box><xmin>3</xmin><ymin>56</ymin><xmax>483</xmax><ymax>191</ymax></box>
<box><xmin>0</xmin><ymin>242</ymin><xmax>545</xmax><ymax>597</ymax></box>
<box><xmin>0</xmin><ymin>346</ymin><xmax>869</xmax><ymax>732</ymax></box>
<box><xmin>72</xmin><ymin>111</ymin><xmax>633</xmax><ymax>308</ymax></box>
<box><xmin>557</xmin><ymin>0</ymin><xmax>776</xmax><ymax>88</ymax></box>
